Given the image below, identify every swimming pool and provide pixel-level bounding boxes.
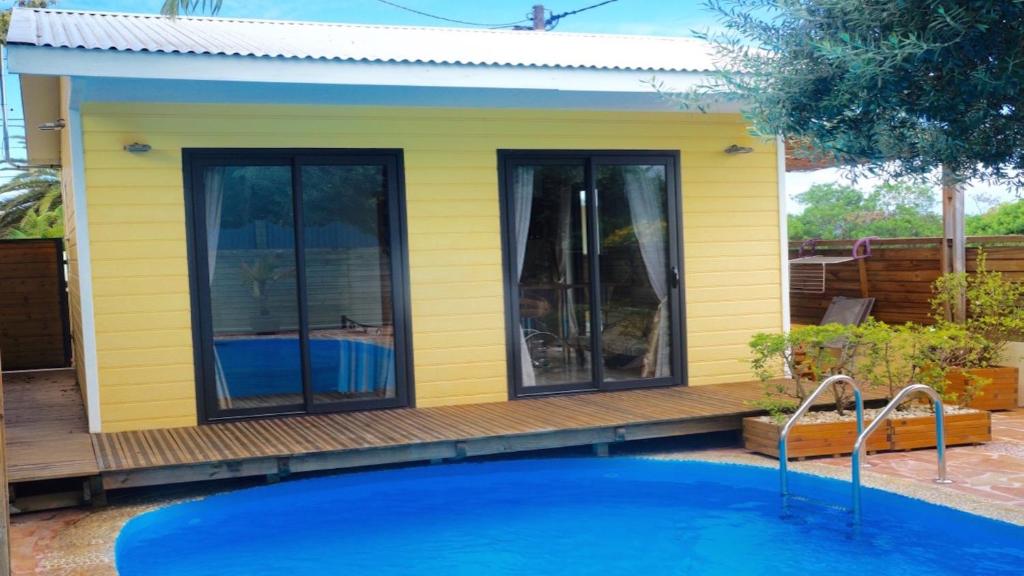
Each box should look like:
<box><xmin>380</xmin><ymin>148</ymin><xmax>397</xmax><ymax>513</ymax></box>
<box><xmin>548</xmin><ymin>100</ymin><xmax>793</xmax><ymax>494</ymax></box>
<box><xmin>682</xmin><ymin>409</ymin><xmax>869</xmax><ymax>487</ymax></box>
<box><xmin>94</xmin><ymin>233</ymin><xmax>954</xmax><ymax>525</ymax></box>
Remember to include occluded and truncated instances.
<box><xmin>116</xmin><ymin>458</ymin><xmax>1023</xmax><ymax>575</ymax></box>
<box><xmin>215</xmin><ymin>337</ymin><xmax>394</xmax><ymax>397</ymax></box>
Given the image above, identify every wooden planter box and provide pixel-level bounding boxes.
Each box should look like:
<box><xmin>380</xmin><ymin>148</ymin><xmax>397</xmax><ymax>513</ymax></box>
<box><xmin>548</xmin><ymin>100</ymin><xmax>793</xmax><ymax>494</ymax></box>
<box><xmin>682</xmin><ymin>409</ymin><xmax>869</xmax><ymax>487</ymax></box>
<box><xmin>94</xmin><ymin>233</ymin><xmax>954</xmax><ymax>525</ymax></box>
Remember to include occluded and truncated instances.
<box><xmin>743</xmin><ymin>416</ymin><xmax>889</xmax><ymax>459</ymax></box>
<box><xmin>946</xmin><ymin>366</ymin><xmax>1019</xmax><ymax>411</ymax></box>
<box><xmin>744</xmin><ymin>409</ymin><xmax>992</xmax><ymax>458</ymax></box>
<box><xmin>889</xmin><ymin>410</ymin><xmax>992</xmax><ymax>451</ymax></box>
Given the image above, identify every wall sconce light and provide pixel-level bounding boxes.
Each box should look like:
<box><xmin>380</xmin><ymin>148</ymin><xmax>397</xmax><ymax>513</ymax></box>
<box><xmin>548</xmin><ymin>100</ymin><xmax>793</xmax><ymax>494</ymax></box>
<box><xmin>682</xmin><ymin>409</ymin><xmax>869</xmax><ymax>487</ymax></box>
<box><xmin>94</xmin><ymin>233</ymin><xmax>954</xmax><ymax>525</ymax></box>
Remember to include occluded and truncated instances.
<box><xmin>124</xmin><ymin>142</ymin><xmax>152</xmax><ymax>153</ymax></box>
<box><xmin>724</xmin><ymin>144</ymin><xmax>754</xmax><ymax>155</ymax></box>
<box><xmin>38</xmin><ymin>119</ymin><xmax>66</xmax><ymax>131</ymax></box>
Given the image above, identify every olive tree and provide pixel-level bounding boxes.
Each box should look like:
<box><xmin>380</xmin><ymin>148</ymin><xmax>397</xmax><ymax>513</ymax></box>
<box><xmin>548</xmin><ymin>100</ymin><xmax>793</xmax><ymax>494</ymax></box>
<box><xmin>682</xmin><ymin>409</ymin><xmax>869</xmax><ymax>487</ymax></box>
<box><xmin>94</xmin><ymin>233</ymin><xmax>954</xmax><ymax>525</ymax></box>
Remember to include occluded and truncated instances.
<box><xmin>689</xmin><ymin>0</ymin><xmax>1024</xmax><ymax>187</ymax></box>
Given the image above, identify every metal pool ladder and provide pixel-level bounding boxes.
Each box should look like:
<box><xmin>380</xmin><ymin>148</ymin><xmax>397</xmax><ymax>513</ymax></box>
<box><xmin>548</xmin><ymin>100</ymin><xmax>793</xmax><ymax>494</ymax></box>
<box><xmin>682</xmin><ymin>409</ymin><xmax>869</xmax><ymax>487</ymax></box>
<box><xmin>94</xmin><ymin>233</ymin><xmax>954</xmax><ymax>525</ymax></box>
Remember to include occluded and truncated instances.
<box><xmin>851</xmin><ymin>383</ymin><xmax>952</xmax><ymax>521</ymax></box>
<box><xmin>779</xmin><ymin>374</ymin><xmax>865</xmax><ymax>497</ymax></box>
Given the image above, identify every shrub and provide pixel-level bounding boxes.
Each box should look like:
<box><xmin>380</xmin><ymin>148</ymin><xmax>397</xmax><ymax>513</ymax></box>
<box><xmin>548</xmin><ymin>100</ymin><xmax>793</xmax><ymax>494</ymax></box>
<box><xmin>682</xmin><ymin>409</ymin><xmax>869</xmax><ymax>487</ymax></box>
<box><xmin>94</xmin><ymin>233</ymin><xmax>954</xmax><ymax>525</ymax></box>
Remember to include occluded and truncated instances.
<box><xmin>932</xmin><ymin>251</ymin><xmax>1024</xmax><ymax>366</ymax></box>
<box><xmin>748</xmin><ymin>323</ymin><xmax>862</xmax><ymax>421</ymax></box>
<box><xmin>753</xmin><ymin>320</ymin><xmax>988</xmax><ymax>420</ymax></box>
<box><xmin>855</xmin><ymin>319</ymin><xmax>919</xmax><ymax>402</ymax></box>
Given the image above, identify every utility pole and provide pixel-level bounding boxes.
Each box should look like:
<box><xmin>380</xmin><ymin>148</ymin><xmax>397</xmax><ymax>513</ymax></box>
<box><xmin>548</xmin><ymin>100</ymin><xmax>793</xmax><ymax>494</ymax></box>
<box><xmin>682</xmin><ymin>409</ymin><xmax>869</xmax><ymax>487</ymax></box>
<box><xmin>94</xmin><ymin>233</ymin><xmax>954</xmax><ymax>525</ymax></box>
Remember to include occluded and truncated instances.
<box><xmin>532</xmin><ymin>4</ymin><xmax>546</xmax><ymax>30</ymax></box>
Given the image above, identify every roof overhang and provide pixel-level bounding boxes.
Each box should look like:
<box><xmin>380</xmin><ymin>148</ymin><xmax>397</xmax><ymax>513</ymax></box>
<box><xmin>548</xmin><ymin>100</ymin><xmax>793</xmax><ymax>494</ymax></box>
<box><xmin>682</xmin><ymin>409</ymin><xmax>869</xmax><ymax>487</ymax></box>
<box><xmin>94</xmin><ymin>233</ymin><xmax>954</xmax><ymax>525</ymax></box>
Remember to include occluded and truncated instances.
<box><xmin>9</xmin><ymin>45</ymin><xmax>745</xmax><ymax>112</ymax></box>
<box><xmin>19</xmin><ymin>74</ymin><xmax>61</xmax><ymax>167</ymax></box>
<box><xmin>8</xmin><ymin>46</ymin><xmax>721</xmax><ymax>100</ymax></box>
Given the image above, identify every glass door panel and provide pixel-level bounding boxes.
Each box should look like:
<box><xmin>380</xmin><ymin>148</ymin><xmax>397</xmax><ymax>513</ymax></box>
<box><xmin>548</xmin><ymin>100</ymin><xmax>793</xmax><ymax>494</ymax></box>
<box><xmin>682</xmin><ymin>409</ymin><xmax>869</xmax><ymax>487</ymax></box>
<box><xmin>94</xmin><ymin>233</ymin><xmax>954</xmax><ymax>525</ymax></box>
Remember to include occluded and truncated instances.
<box><xmin>191</xmin><ymin>151</ymin><xmax>410</xmax><ymax>422</ymax></box>
<box><xmin>504</xmin><ymin>153</ymin><xmax>681</xmax><ymax>397</ymax></box>
<box><xmin>511</xmin><ymin>163</ymin><xmax>594</xmax><ymax>390</ymax></box>
<box><xmin>300</xmin><ymin>164</ymin><xmax>398</xmax><ymax>407</ymax></box>
<box><xmin>596</xmin><ymin>164</ymin><xmax>673</xmax><ymax>383</ymax></box>
<box><xmin>204</xmin><ymin>165</ymin><xmax>304</xmax><ymax>412</ymax></box>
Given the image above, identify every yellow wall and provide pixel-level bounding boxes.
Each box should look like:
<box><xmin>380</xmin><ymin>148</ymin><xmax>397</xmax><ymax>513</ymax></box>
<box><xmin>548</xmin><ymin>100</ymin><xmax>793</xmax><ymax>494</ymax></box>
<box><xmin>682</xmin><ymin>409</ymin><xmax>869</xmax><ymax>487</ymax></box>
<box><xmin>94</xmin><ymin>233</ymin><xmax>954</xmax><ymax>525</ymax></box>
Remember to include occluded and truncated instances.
<box><xmin>78</xmin><ymin>103</ymin><xmax>782</xmax><ymax>432</ymax></box>
<box><xmin>59</xmin><ymin>78</ymin><xmax>90</xmax><ymax>414</ymax></box>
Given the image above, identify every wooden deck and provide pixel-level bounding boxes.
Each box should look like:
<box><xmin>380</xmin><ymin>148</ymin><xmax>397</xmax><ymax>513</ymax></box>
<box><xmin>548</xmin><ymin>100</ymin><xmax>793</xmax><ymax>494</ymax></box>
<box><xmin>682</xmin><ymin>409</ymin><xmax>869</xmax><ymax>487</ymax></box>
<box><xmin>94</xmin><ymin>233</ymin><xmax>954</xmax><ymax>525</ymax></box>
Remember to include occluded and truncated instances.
<box><xmin>5</xmin><ymin>370</ymin><xmax>889</xmax><ymax>492</ymax></box>
<box><xmin>3</xmin><ymin>370</ymin><xmax>98</xmax><ymax>483</ymax></box>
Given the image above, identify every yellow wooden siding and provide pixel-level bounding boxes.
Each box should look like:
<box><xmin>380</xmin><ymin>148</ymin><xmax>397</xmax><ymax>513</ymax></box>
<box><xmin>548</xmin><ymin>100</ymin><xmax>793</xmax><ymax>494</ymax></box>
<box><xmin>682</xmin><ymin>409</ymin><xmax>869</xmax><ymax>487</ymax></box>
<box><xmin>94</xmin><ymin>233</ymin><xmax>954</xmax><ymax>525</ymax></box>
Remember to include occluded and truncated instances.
<box><xmin>79</xmin><ymin>103</ymin><xmax>781</xmax><ymax>432</ymax></box>
<box><xmin>58</xmin><ymin>77</ymin><xmax>89</xmax><ymax>416</ymax></box>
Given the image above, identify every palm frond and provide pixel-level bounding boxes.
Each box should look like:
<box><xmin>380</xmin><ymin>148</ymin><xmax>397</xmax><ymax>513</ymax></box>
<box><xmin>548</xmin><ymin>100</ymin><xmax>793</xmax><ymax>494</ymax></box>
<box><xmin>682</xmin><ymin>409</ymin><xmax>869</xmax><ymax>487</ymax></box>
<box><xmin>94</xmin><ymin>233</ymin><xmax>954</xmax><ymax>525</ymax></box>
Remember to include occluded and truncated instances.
<box><xmin>161</xmin><ymin>0</ymin><xmax>223</xmax><ymax>17</ymax></box>
<box><xmin>0</xmin><ymin>168</ymin><xmax>61</xmax><ymax>233</ymax></box>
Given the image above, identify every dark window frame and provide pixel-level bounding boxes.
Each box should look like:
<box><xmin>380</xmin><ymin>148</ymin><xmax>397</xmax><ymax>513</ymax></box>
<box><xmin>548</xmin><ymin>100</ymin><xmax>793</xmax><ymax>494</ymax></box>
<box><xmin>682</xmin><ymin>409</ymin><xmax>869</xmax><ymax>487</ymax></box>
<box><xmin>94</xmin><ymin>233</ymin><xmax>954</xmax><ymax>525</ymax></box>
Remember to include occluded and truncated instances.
<box><xmin>182</xmin><ymin>148</ymin><xmax>415</xmax><ymax>424</ymax></box>
<box><xmin>497</xmin><ymin>150</ymin><xmax>687</xmax><ymax>400</ymax></box>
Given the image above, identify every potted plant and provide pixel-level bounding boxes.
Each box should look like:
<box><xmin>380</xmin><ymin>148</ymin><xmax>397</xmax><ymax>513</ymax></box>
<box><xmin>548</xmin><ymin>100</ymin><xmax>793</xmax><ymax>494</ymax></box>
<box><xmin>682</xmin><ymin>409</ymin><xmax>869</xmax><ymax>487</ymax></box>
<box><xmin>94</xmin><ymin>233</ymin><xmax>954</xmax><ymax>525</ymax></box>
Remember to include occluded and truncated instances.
<box><xmin>743</xmin><ymin>320</ymin><xmax>993</xmax><ymax>459</ymax></box>
<box><xmin>742</xmin><ymin>323</ymin><xmax>890</xmax><ymax>458</ymax></box>
<box><xmin>931</xmin><ymin>252</ymin><xmax>1023</xmax><ymax>410</ymax></box>
<box><xmin>868</xmin><ymin>321</ymin><xmax>993</xmax><ymax>451</ymax></box>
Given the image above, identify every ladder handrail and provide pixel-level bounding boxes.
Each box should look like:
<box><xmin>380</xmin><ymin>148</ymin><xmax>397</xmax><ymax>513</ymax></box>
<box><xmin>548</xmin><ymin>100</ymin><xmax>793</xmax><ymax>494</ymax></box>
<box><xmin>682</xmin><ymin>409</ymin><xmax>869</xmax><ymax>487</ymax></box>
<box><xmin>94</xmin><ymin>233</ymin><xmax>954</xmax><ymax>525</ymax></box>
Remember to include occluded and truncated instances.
<box><xmin>851</xmin><ymin>383</ymin><xmax>952</xmax><ymax>520</ymax></box>
<box><xmin>779</xmin><ymin>374</ymin><xmax>864</xmax><ymax>496</ymax></box>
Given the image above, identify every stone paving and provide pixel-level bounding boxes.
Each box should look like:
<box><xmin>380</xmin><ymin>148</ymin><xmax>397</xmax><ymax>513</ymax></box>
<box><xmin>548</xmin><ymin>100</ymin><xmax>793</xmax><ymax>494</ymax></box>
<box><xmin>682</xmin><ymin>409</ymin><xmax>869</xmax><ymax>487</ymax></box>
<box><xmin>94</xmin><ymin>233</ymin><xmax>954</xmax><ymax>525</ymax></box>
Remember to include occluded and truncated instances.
<box><xmin>814</xmin><ymin>410</ymin><xmax>1024</xmax><ymax>509</ymax></box>
<box><xmin>9</xmin><ymin>409</ymin><xmax>1024</xmax><ymax>575</ymax></box>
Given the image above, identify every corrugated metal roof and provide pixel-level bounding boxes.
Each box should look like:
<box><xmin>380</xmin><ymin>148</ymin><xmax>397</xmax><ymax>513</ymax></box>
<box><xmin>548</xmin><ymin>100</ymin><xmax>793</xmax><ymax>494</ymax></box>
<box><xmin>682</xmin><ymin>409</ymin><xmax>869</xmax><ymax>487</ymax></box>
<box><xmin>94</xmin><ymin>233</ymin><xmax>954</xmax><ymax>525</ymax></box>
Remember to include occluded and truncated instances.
<box><xmin>6</xmin><ymin>8</ymin><xmax>716</xmax><ymax>72</ymax></box>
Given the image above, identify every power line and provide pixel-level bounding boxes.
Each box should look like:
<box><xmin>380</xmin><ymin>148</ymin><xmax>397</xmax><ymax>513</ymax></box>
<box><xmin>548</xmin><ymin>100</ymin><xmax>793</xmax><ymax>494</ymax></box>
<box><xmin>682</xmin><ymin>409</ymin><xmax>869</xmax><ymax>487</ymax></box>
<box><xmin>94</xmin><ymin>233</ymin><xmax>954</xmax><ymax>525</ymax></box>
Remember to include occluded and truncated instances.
<box><xmin>371</xmin><ymin>0</ymin><xmax>530</xmax><ymax>28</ymax></box>
<box><xmin>546</xmin><ymin>0</ymin><xmax>621</xmax><ymax>30</ymax></box>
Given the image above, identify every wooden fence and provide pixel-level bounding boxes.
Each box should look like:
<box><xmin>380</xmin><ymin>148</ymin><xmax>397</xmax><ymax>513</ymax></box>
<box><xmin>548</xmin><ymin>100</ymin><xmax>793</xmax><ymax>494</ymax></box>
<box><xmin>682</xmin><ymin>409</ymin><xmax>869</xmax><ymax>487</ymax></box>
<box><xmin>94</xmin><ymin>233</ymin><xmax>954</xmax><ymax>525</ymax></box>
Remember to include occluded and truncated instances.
<box><xmin>790</xmin><ymin>236</ymin><xmax>1024</xmax><ymax>326</ymax></box>
<box><xmin>0</xmin><ymin>240</ymin><xmax>71</xmax><ymax>371</ymax></box>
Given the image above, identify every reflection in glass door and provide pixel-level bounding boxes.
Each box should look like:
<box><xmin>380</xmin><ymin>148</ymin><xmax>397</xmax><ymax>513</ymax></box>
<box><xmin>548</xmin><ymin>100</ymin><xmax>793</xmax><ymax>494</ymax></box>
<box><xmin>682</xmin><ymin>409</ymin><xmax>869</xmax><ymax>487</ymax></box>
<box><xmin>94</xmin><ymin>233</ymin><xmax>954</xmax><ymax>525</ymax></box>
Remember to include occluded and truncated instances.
<box><xmin>502</xmin><ymin>152</ymin><xmax>682</xmax><ymax>397</ymax></box>
<box><xmin>187</xmin><ymin>151</ymin><xmax>410</xmax><ymax>421</ymax></box>
<box><xmin>203</xmin><ymin>164</ymin><xmax>303</xmax><ymax>413</ymax></box>
<box><xmin>509</xmin><ymin>163</ymin><xmax>592</xmax><ymax>391</ymax></box>
<box><xmin>300</xmin><ymin>163</ymin><xmax>397</xmax><ymax>409</ymax></box>
<box><xmin>596</xmin><ymin>163</ymin><xmax>674</xmax><ymax>383</ymax></box>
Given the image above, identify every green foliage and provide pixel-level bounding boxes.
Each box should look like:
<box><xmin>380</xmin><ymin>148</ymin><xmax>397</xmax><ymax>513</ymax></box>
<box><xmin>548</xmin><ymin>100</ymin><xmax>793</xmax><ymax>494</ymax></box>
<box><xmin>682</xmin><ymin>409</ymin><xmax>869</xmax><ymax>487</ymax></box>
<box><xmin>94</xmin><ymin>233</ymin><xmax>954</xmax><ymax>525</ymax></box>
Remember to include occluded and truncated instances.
<box><xmin>0</xmin><ymin>168</ymin><xmax>62</xmax><ymax>238</ymax></box>
<box><xmin>753</xmin><ymin>319</ymin><xmax>992</xmax><ymax>416</ymax></box>
<box><xmin>161</xmin><ymin>0</ymin><xmax>222</xmax><ymax>17</ymax></box>
<box><xmin>691</xmin><ymin>1</ymin><xmax>1024</xmax><ymax>188</ymax></box>
<box><xmin>932</xmin><ymin>251</ymin><xmax>1024</xmax><ymax>366</ymax></box>
<box><xmin>912</xmin><ymin>323</ymin><xmax>990</xmax><ymax>406</ymax></box>
<box><xmin>0</xmin><ymin>1</ymin><xmax>54</xmax><ymax>43</ymax></box>
<box><xmin>854</xmin><ymin>319</ymin><xmax>922</xmax><ymax>401</ymax></box>
<box><xmin>748</xmin><ymin>323</ymin><xmax>862</xmax><ymax>419</ymax></box>
<box><xmin>5</xmin><ymin>194</ymin><xmax>62</xmax><ymax>239</ymax></box>
<box><xmin>789</xmin><ymin>181</ymin><xmax>942</xmax><ymax>240</ymax></box>
<box><xmin>967</xmin><ymin>200</ymin><xmax>1024</xmax><ymax>236</ymax></box>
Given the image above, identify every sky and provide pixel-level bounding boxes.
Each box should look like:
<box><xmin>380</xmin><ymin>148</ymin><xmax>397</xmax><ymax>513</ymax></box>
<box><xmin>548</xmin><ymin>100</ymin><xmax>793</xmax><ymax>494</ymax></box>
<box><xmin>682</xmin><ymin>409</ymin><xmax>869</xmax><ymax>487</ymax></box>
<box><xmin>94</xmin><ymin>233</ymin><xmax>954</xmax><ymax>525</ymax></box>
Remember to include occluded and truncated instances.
<box><xmin>2</xmin><ymin>0</ymin><xmax>1017</xmax><ymax>211</ymax></box>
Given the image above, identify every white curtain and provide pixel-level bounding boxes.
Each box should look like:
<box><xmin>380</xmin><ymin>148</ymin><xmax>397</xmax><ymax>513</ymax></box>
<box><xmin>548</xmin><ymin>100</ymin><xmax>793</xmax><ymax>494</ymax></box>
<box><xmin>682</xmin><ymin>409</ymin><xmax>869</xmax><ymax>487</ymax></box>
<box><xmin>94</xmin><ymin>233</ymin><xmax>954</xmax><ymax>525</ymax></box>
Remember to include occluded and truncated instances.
<box><xmin>624</xmin><ymin>166</ymin><xmax>671</xmax><ymax>378</ymax></box>
<box><xmin>205</xmin><ymin>167</ymin><xmax>233</xmax><ymax>407</ymax></box>
<box><xmin>513</xmin><ymin>166</ymin><xmax>537</xmax><ymax>387</ymax></box>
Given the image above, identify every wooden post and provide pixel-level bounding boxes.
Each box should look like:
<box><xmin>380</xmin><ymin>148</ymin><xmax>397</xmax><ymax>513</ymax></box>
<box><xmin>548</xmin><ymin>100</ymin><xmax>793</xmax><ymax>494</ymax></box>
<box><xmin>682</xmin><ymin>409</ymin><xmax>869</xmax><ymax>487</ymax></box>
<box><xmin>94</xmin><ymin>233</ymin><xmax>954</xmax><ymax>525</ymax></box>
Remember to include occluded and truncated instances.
<box><xmin>857</xmin><ymin>258</ymin><xmax>870</xmax><ymax>298</ymax></box>
<box><xmin>0</xmin><ymin>362</ymin><xmax>10</xmax><ymax>576</ymax></box>
<box><xmin>941</xmin><ymin>166</ymin><xmax>967</xmax><ymax>322</ymax></box>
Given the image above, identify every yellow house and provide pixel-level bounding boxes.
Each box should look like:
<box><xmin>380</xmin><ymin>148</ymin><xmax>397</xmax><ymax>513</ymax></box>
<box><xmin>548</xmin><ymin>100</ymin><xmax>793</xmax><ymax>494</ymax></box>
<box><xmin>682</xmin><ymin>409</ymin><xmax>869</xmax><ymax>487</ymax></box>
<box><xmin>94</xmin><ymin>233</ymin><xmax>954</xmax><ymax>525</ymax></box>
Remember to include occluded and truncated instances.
<box><xmin>9</xmin><ymin>8</ymin><xmax>789</xmax><ymax>434</ymax></box>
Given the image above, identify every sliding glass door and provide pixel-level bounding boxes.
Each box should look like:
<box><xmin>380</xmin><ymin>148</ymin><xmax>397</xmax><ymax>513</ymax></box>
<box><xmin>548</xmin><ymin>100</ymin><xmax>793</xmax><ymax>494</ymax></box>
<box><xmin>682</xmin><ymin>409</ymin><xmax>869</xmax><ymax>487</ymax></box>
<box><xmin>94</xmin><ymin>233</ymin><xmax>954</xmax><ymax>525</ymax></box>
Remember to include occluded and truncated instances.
<box><xmin>186</xmin><ymin>150</ymin><xmax>411</xmax><ymax>422</ymax></box>
<box><xmin>501</xmin><ymin>152</ymin><xmax>684</xmax><ymax>397</ymax></box>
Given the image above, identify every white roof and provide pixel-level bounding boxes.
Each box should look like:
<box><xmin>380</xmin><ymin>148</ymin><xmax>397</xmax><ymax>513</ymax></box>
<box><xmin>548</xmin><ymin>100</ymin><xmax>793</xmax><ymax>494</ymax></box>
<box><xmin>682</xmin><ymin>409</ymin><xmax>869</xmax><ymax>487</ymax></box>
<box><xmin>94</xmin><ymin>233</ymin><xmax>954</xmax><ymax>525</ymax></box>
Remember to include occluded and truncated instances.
<box><xmin>7</xmin><ymin>8</ymin><xmax>716</xmax><ymax>72</ymax></box>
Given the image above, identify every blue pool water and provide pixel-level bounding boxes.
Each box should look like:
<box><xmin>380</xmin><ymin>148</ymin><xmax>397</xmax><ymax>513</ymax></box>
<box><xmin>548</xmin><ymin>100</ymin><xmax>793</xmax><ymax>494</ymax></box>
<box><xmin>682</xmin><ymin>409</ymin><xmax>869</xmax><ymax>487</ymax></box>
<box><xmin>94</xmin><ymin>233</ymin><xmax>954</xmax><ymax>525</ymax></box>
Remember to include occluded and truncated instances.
<box><xmin>215</xmin><ymin>338</ymin><xmax>394</xmax><ymax>396</ymax></box>
<box><xmin>116</xmin><ymin>458</ymin><xmax>1024</xmax><ymax>576</ymax></box>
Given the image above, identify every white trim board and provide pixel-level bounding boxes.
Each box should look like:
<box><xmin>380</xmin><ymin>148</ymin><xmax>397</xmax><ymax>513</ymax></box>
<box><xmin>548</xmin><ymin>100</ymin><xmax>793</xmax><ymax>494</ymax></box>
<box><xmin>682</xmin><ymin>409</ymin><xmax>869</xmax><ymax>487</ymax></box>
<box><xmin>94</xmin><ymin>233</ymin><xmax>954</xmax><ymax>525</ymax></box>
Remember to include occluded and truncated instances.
<box><xmin>65</xmin><ymin>91</ymin><xmax>102</xmax><ymax>433</ymax></box>
<box><xmin>776</xmin><ymin>135</ymin><xmax>791</xmax><ymax>334</ymax></box>
<box><xmin>9</xmin><ymin>46</ymin><xmax>714</xmax><ymax>95</ymax></box>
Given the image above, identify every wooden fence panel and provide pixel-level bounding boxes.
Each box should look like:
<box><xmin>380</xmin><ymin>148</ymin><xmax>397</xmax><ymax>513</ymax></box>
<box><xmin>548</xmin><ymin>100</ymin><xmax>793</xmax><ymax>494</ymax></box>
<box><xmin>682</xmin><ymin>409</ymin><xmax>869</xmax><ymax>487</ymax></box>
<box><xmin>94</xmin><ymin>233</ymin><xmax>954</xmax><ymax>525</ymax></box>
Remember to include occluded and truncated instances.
<box><xmin>0</xmin><ymin>240</ymin><xmax>71</xmax><ymax>370</ymax></box>
<box><xmin>790</xmin><ymin>236</ymin><xmax>1024</xmax><ymax>326</ymax></box>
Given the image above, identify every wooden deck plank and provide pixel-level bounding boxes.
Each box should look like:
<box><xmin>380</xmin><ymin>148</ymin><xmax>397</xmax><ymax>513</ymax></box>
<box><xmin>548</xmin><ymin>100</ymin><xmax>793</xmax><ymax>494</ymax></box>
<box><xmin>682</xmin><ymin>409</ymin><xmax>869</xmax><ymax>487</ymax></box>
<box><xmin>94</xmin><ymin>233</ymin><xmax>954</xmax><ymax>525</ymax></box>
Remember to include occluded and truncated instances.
<box><xmin>94</xmin><ymin>378</ymin><xmax>836</xmax><ymax>480</ymax></box>
<box><xmin>3</xmin><ymin>370</ymin><xmax>98</xmax><ymax>482</ymax></box>
<box><xmin>5</xmin><ymin>369</ymin><xmax>890</xmax><ymax>490</ymax></box>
